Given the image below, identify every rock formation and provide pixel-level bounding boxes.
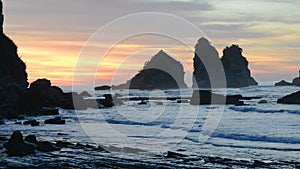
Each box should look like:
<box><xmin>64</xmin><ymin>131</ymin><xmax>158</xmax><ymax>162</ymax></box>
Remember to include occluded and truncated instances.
<box><xmin>274</xmin><ymin>70</ymin><xmax>300</xmax><ymax>87</ymax></box>
<box><xmin>193</xmin><ymin>37</ymin><xmax>258</xmax><ymax>88</ymax></box>
<box><xmin>277</xmin><ymin>91</ymin><xmax>300</xmax><ymax>104</ymax></box>
<box><xmin>0</xmin><ymin>1</ymin><xmax>29</xmax><ymax>118</ymax></box>
<box><xmin>190</xmin><ymin>90</ymin><xmax>244</xmax><ymax>106</ymax></box>
<box><xmin>192</xmin><ymin>38</ymin><xmax>219</xmax><ymax>88</ymax></box>
<box><xmin>221</xmin><ymin>45</ymin><xmax>258</xmax><ymax>88</ymax></box>
<box><xmin>275</xmin><ymin>80</ymin><xmax>292</xmax><ymax>86</ymax></box>
<box><xmin>114</xmin><ymin>50</ymin><xmax>187</xmax><ymax>90</ymax></box>
<box><xmin>3</xmin><ymin>131</ymin><xmax>36</xmax><ymax>156</ymax></box>
<box><xmin>291</xmin><ymin>70</ymin><xmax>300</xmax><ymax>86</ymax></box>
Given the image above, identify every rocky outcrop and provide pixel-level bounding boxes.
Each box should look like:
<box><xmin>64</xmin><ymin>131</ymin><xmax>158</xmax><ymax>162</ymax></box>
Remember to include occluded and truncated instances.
<box><xmin>0</xmin><ymin>1</ymin><xmax>29</xmax><ymax>118</ymax></box>
<box><xmin>114</xmin><ymin>50</ymin><xmax>187</xmax><ymax>90</ymax></box>
<box><xmin>292</xmin><ymin>72</ymin><xmax>300</xmax><ymax>86</ymax></box>
<box><xmin>190</xmin><ymin>90</ymin><xmax>244</xmax><ymax>106</ymax></box>
<box><xmin>277</xmin><ymin>91</ymin><xmax>300</xmax><ymax>104</ymax></box>
<box><xmin>221</xmin><ymin>45</ymin><xmax>258</xmax><ymax>88</ymax></box>
<box><xmin>94</xmin><ymin>85</ymin><xmax>111</xmax><ymax>90</ymax></box>
<box><xmin>274</xmin><ymin>71</ymin><xmax>300</xmax><ymax>86</ymax></box>
<box><xmin>275</xmin><ymin>80</ymin><xmax>292</xmax><ymax>86</ymax></box>
<box><xmin>193</xmin><ymin>38</ymin><xmax>258</xmax><ymax>88</ymax></box>
<box><xmin>3</xmin><ymin>131</ymin><xmax>36</xmax><ymax>156</ymax></box>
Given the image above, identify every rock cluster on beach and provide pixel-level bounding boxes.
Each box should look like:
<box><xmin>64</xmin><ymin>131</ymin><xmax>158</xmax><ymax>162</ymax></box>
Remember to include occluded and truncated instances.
<box><xmin>114</xmin><ymin>50</ymin><xmax>187</xmax><ymax>90</ymax></box>
<box><xmin>193</xmin><ymin>38</ymin><xmax>258</xmax><ymax>88</ymax></box>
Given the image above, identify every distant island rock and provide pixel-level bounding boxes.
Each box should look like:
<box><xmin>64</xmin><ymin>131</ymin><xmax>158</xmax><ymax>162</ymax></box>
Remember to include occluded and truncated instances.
<box><xmin>193</xmin><ymin>38</ymin><xmax>258</xmax><ymax>88</ymax></box>
<box><xmin>275</xmin><ymin>71</ymin><xmax>300</xmax><ymax>87</ymax></box>
<box><xmin>113</xmin><ymin>50</ymin><xmax>188</xmax><ymax>90</ymax></box>
<box><xmin>277</xmin><ymin>91</ymin><xmax>300</xmax><ymax>104</ymax></box>
<box><xmin>275</xmin><ymin>80</ymin><xmax>292</xmax><ymax>86</ymax></box>
<box><xmin>94</xmin><ymin>85</ymin><xmax>111</xmax><ymax>90</ymax></box>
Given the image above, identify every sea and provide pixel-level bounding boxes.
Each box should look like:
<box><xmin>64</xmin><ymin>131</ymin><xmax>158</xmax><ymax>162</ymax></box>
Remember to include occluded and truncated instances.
<box><xmin>0</xmin><ymin>82</ymin><xmax>300</xmax><ymax>168</ymax></box>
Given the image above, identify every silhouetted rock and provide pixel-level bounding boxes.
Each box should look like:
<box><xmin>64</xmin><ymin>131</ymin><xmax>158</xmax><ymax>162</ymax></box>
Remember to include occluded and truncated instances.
<box><xmin>193</xmin><ymin>38</ymin><xmax>257</xmax><ymax>88</ymax></box>
<box><xmin>3</xmin><ymin>131</ymin><xmax>36</xmax><ymax>156</ymax></box>
<box><xmin>165</xmin><ymin>151</ymin><xmax>188</xmax><ymax>158</ymax></box>
<box><xmin>114</xmin><ymin>50</ymin><xmax>187</xmax><ymax>90</ymax></box>
<box><xmin>97</xmin><ymin>94</ymin><xmax>114</xmax><ymax>108</ymax></box>
<box><xmin>0</xmin><ymin>1</ymin><xmax>28</xmax><ymax>118</ymax></box>
<box><xmin>292</xmin><ymin>78</ymin><xmax>300</xmax><ymax>86</ymax></box>
<box><xmin>190</xmin><ymin>90</ymin><xmax>244</xmax><ymax>106</ymax></box>
<box><xmin>23</xmin><ymin>119</ymin><xmax>39</xmax><ymax>126</ymax></box>
<box><xmin>94</xmin><ymin>85</ymin><xmax>111</xmax><ymax>90</ymax></box>
<box><xmin>221</xmin><ymin>45</ymin><xmax>258</xmax><ymax>88</ymax></box>
<box><xmin>79</xmin><ymin>91</ymin><xmax>92</xmax><ymax>98</ymax></box>
<box><xmin>25</xmin><ymin>135</ymin><xmax>60</xmax><ymax>152</ymax></box>
<box><xmin>275</xmin><ymin>80</ymin><xmax>292</xmax><ymax>86</ymax></box>
<box><xmin>44</xmin><ymin>116</ymin><xmax>66</xmax><ymax>125</ymax></box>
<box><xmin>258</xmin><ymin>100</ymin><xmax>268</xmax><ymax>104</ymax></box>
<box><xmin>277</xmin><ymin>91</ymin><xmax>300</xmax><ymax>104</ymax></box>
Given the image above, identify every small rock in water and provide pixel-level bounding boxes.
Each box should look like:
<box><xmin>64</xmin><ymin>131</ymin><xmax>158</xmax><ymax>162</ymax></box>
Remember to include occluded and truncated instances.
<box><xmin>44</xmin><ymin>117</ymin><xmax>66</xmax><ymax>125</ymax></box>
<box><xmin>3</xmin><ymin>131</ymin><xmax>36</xmax><ymax>156</ymax></box>
<box><xmin>177</xmin><ymin>99</ymin><xmax>189</xmax><ymax>103</ymax></box>
<box><xmin>138</xmin><ymin>101</ymin><xmax>148</xmax><ymax>105</ymax></box>
<box><xmin>25</xmin><ymin>135</ymin><xmax>60</xmax><ymax>152</ymax></box>
<box><xmin>23</xmin><ymin>119</ymin><xmax>39</xmax><ymax>126</ymax></box>
<box><xmin>14</xmin><ymin>121</ymin><xmax>22</xmax><ymax>125</ymax></box>
<box><xmin>258</xmin><ymin>100</ymin><xmax>267</xmax><ymax>104</ymax></box>
<box><xmin>165</xmin><ymin>151</ymin><xmax>188</xmax><ymax>158</ymax></box>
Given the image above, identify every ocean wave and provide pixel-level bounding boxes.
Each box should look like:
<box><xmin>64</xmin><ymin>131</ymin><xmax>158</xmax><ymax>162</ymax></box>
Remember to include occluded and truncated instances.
<box><xmin>229</xmin><ymin>106</ymin><xmax>300</xmax><ymax>114</ymax></box>
<box><xmin>212</xmin><ymin>133</ymin><xmax>300</xmax><ymax>144</ymax></box>
<box><xmin>105</xmin><ymin>119</ymin><xmax>167</xmax><ymax>126</ymax></box>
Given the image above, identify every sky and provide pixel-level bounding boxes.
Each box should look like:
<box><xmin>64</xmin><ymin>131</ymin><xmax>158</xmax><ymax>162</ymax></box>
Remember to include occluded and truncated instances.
<box><xmin>3</xmin><ymin>0</ymin><xmax>300</xmax><ymax>86</ymax></box>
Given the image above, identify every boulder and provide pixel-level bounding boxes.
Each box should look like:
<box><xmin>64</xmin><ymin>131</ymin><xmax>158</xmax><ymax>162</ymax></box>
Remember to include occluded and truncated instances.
<box><xmin>3</xmin><ymin>131</ymin><xmax>36</xmax><ymax>156</ymax></box>
<box><xmin>97</xmin><ymin>94</ymin><xmax>114</xmax><ymax>108</ymax></box>
<box><xmin>277</xmin><ymin>91</ymin><xmax>300</xmax><ymax>104</ymax></box>
<box><xmin>275</xmin><ymin>80</ymin><xmax>292</xmax><ymax>86</ymax></box>
<box><xmin>44</xmin><ymin>117</ymin><xmax>66</xmax><ymax>125</ymax></box>
<box><xmin>193</xmin><ymin>38</ymin><xmax>257</xmax><ymax>88</ymax></box>
<box><xmin>94</xmin><ymin>85</ymin><xmax>111</xmax><ymax>90</ymax></box>
<box><xmin>24</xmin><ymin>135</ymin><xmax>59</xmax><ymax>152</ymax></box>
<box><xmin>23</xmin><ymin>119</ymin><xmax>39</xmax><ymax>126</ymax></box>
<box><xmin>190</xmin><ymin>90</ymin><xmax>244</xmax><ymax>106</ymax></box>
<box><xmin>114</xmin><ymin>50</ymin><xmax>187</xmax><ymax>90</ymax></box>
<box><xmin>292</xmin><ymin>77</ymin><xmax>300</xmax><ymax>86</ymax></box>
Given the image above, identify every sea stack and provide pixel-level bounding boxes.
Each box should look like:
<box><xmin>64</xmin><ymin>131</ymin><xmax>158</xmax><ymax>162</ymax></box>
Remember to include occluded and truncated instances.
<box><xmin>193</xmin><ymin>37</ymin><xmax>258</xmax><ymax>88</ymax></box>
<box><xmin>192</xmin><ymin>37</ymin><xmax>220</xmax><ymax>88</ymax></box>
<box><xmin>221</xmin><ymin>44</ymin><xmax>258</xmax><ymax>88</ymax></box>
<box><xmin>114</xmin><ymin>50</ymin><xmax>188</xmax><ymax>90</ymax></box>
<box><xmin>0</xmin><ymin>0</ymin><xmax>29</xmax><ymax>117</ymax></box>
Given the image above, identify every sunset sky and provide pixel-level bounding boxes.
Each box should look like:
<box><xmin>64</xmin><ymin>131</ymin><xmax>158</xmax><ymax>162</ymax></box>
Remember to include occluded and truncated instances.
<box><xmin>3</xmin><ymin>0</ymin><xmax>300</xmax><ymax>86</ymax></box>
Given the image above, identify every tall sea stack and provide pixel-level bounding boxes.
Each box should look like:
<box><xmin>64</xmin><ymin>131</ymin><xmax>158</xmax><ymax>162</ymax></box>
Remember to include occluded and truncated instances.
<box><xmin>0</xmin><ymin>0</ymin><xmax>29</xmax><ymax>117</ymax></box>
<box><xmin>193</xmin><ymin>37</ymin><xmax>258</xmax><ymax>88</ymax></box>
